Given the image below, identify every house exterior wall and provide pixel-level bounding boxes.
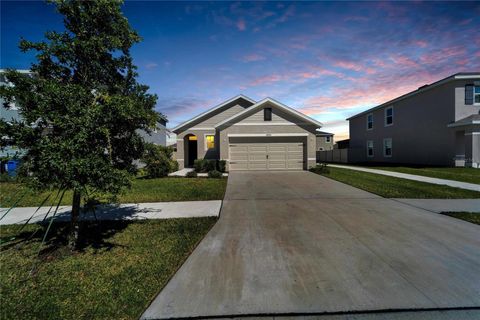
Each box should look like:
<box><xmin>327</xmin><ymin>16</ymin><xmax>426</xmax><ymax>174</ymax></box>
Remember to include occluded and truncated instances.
<box><xmin>190</xmin><ymin>102</ymin><xmax>251</xmax><ymax>128</ymax></box>
<box><xmin>455</xmin><ymin>80</ymin><xmax>480</xmax><ymax>121</ymax></box>
<box><xmin>175</xmin><ymin>128</ymin><xmax>217</xmax><ymax>169</ymax></box>
<box><xmin>316</xmin><ymin>135</ymin><xmax>334</xmax><ymax>151</ymax></box>
<box><xmin>348</xmin><ymin>80</ymin><xmax>459</xmax><ymax>166</ymax></box>
<box><xmin>218</xmin><ymin>107</ymin><xmax>318</xmax><ymax>170</ymax></box>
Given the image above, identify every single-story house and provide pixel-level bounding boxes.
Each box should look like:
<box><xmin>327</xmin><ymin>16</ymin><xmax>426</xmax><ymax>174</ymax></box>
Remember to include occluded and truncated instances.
<box><xmin>172</xmin><ymin>95</ymin><xmax>323</xmax><ymax>171</ymax></box>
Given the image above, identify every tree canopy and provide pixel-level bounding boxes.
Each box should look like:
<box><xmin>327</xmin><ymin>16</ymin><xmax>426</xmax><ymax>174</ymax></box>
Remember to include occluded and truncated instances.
<box><xmin>0</xmin><ymin>0</ymin><xmax>162</xmax><ymax>246</ymax></box>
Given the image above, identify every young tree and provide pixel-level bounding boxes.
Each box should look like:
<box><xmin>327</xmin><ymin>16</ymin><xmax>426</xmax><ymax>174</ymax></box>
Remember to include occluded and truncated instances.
<box><xmin>0</xmin><ymin>0</ymin><xmax>160</xmax><ymax>249</ymax></box>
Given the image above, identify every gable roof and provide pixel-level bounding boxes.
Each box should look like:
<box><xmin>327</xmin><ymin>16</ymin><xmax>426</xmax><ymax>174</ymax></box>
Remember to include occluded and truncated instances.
<box><xmin>315</xmin><ymin>131</ymin><xmax>334</xmax><ymax>136</ymax></box>
<box><xmin>215</xmin><ymin>97</ymin><xmax>322</xmax><ymax>129</ymax></box>
<box><xmin>347</xmin><ymin>72</ymin><xmax>480</xmax><ymax>121</ymax></box>
<box><xmin>171</xmin><ymin>95</ymin><xmax>256</xmax><ymax>133</ymax></box>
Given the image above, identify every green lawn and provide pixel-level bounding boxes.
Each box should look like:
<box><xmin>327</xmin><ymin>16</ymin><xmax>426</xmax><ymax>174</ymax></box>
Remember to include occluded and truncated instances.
<box><xmin>0</xmin><ymin>217</ymin><xmax>217</xmax><ymax>319</ymax></box>
<box><xmin>315</xmin><ymin>167</ymin><xmax>480</xmax><ymax>198</ymax></box>
<box><xmin>364</xmin><ymin>166</ymin><xmax>480</xmax><ymax>184</ymax></box>
<box><xmin>442</xmin><ymin>212</ymin><xmax>480</xmax><ymax>225</ymax></box>
<box><xmin>0</xmin><ymin>177</ymin><xmax>227</xmax><ymax>207</ymax></box>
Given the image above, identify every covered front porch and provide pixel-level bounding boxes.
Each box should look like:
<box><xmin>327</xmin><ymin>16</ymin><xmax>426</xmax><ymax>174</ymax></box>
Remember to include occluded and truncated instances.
<box><xmin>449</xmin><ymin>115</ymin><xmax>480</xmax><ymax>168</ymax></box>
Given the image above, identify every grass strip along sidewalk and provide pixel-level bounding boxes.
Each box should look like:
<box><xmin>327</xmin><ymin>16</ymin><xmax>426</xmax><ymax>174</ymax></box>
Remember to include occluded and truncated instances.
<box><xmin>314</xmin><ymin>167</ymin><xmax>480</xmax><ymax>199</ymax></box>
<box><xmin>0</xmin><ymin>177</ymin><xmax>227</xmax><ymax>207</ymax></box>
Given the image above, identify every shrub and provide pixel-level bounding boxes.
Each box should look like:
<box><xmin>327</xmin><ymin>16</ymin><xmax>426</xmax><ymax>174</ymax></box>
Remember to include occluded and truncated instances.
<box><xmin>309</xmin><ymin>163</ymin><xmax>330</xmax><ymax>174</ymax></box>
<box><xmin>208</xmin><ymin>170</ymin><xmax>222</xmax><ymax>179</ymax></box>
<box><xmin>194</xmin><ymin>159</ymin><xmax>217</xmax><ymax>173</ymax></box>
<box><xmin>141</xmin><ymin>143</ymin><xmax>178</xmax><ymax>178</ymax></box>
<box><xmin>205</xmin><ymin>160</ymin><xmax>216</xmax><ymax>172</ymax></box>
<box><xmin>194</xmin><ymin>159</ymin><xmax>207</xmax><ymax>173</ymax></box>
<box><xmin>217</xmin><ymin>160</ymin><xmax>226</xmax><ymax>173</ymax></box>
<box><xmin>185</xmin><ymin>170</ymin><xmax>198</xmax><ymax>178</ymax></box>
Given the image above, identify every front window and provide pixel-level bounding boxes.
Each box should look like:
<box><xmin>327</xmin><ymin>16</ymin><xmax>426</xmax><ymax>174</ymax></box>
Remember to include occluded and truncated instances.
<box><xmin>367</xmin><ymin>140</ymin><xmax>374</xmax><ymax>157</ymax></box>
<box><xmin>383</xmin><ymin>138</ymin><xmax>392</xmax><ymax>157</ymax></box>
<box><xmin>325</xmin><ymin>136</ymin><xmax>331</xmax><ymax>143</ymax></box>
<box><xmin>206</xmin><ymin>135</ymin><xmax>215</xmax><ymax>149</ymax></box>
<box><xmin>385</xmin><ymin>107</ymin><xmax>393</xmax><ymax>126</ymax></box>
<box><xmin>367</xmin><ymin>113</ymin><xmax>373</xmax><ymax>130</ymax></box>
<box><xmin>264</xmin><ymin>108</ymin><xmax>272</xmax><ymax>121</ymax></box>
<box><xmin>475</xmin><ymin>86</ymin><xmax>480</xmax><ymax>104</ymax></box>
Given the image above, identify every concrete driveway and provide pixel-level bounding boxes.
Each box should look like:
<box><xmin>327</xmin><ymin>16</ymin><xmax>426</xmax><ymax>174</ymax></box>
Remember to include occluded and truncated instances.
<box><xmin>142</xmin><ymin>171</ymin><xmax>480</xmax><ymax>319</ymax></box>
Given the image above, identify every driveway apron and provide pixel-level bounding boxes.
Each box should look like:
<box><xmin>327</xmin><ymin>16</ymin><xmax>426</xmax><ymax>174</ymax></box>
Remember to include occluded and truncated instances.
<box><xmin>142</xmin><ymin>171</ymin><xmax>480</xmax><ymax>319</ymax></box>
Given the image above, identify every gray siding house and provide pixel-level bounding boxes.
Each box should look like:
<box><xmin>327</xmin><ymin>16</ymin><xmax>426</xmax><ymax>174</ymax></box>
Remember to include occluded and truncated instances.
<box><xmin>347</xmin><ymin>73</ymin><xmax>480</xmax><ymax>168</ymax></box>
<box><xmin>172</xmin><ymin>95</ymin><xmax>323</xmax><ymax>171</ymax></box>
<box><xmin>315</xmin><ymin>131</ymin><xmax>334</xmax><ymax>151</ymax></box>
<box><xmin>137</xmin><ymin>117</ymin><xmax>168</xmax><ymax>146</ymax></box>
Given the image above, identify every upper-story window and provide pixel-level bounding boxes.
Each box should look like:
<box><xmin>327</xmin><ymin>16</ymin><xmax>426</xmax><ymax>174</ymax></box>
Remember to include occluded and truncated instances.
<box><xmin>366</xmin><ymin>113</ymin><xmax>373</xmax><ymax>130</ymax></box>
<box><xmin>385</xmin><ymin>106</ymin><xmax>393</xmax><ymax>126</ymax></box>
<box><xmin>264</xmin><ymin>108</ymin><xmax>272</xmax><ymax>121</ymax></box>
<box><xmin>465</xmin><ymin>84</ymin><xmax>479</xmax><ymax>105</ymax></box>
<box><xmin>325</xmin><ymin>136</ymin><xmax>331</xmax><ymax>143</ymax></box>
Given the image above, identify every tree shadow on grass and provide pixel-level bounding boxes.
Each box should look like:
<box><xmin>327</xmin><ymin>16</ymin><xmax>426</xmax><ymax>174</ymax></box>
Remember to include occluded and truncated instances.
<box><xmin>0</xmin><ymin>203</ymin><xmax>160</xmax><ymax>255</ymax></box>
<box><xmin>0</xmin><ymin>218</ymin><xmax>134</xmax><ymax>255</ymax></box>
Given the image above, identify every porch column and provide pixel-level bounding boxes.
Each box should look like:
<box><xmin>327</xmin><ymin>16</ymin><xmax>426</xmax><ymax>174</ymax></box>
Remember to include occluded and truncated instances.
<box><xmin>465</xmin><ymin>130</ymin><xmax>480</xmax><ymax>168</ymax></box>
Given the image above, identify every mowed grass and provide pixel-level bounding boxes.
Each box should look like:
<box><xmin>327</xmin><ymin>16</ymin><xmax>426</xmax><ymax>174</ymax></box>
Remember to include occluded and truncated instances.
<box><xmin>316</xmin><ymin>167</ymin><xmax>480</xmax><ymax>198</ymax></box>
<box><xmin>365</xmin><ymin>166</ymin><xmax>480</xmax><ymax>184</ymax></box>
<box><xmin>0</xmin><ymin>177</ymin><xmax>227</xmax><ymax>207</ymax></box>
<box><xmin>0</xmin><ymin>217</ymin><xmax>217</xmax><ymax>320</ymax></box>
<box><xmin>442</xmin><ymin>212</ymin><xmax>480</xmax><ymax>225</ymax></box>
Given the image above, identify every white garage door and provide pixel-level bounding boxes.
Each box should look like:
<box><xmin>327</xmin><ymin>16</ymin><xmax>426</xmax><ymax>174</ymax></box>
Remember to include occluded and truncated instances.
<box><xmin>229</xmin><ymin>142</ymin><xmax>304</xmax><ymax>171</ymax></box>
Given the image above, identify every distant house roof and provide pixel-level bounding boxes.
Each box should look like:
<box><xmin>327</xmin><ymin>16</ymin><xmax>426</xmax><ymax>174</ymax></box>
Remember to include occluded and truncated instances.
<box><xmin>171</xmin><ymin>94</ymin><xmax>256</xmax><ymax>133</ymax></box>
<box><xmin>315</xmin><ymin>131</ymin><xmax>334</xmax><ymax>136</ymax></box>
<box><xmin>215</xmin><ymin>97</ymin><xmax>323</xmax><ymax>129</ymax></box>
<box><xmin>347</xmin><ymin>72</ymin><xmax>480</xmax><ymax>121</ymax></box>
<box><xmin>447</xmin><ymin>114</ymin><xmax>480</xmax><ymax>128</ymax></box>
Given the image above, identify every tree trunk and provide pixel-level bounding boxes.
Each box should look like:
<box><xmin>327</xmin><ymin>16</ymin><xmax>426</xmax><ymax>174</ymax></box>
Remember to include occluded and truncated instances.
<box><xmin>69</xmin><ymin>190</ymin><xmax>82</xmax><ymax>250</ymax></box>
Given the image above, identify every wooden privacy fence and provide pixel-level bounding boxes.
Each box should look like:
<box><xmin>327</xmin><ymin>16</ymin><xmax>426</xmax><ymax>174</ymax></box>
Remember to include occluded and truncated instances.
<box><xmin>316</xmin><ymin>149</ymin><xmax>349</xmax><ymax>163</ymax></box>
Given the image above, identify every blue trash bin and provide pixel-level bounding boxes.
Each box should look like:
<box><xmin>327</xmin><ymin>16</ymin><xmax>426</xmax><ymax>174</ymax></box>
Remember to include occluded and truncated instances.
<box><xmin>7</xmin><ymin>160</ymin><xmax>19</xmax><ymax>177</ymax></box>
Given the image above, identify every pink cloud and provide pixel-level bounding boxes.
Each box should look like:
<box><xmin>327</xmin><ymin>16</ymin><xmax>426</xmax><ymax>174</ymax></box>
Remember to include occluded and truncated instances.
<box><xmin>334</xmin><ymin>60</ymin><xmax>376</xmax><ymax>74</ymax></box>
<box><xmin>390</xmin><ymin>55</ymin><xmax>419</xmax><ymax>68</ymax></box>
<box><xmin>236</xmin><ymin>19</ymin><xmax>246</xmax><ymax>31</ymax></box>
<box><xmin>298</xmin><ymin>71</ymin><xmax>443</xmax><ymax>116</ymax></box>
<box><xmin>419</xmin><ymin>46</ymin><xmax>465</xmax><ymax>64</ymax></box>
<box><xmin>241</xmin><ymin>54</ymin><xmax>266</xmax><ymax>62</ymax></box>
<box><xmin>413</xmin><ymin>40</ymin><xmax>428</xmax><ymax>48</ymax></box>
<box><xmin>249</xmin><ymin>74</ymin><xmax>285</xmax><ymax>86</ymax></box>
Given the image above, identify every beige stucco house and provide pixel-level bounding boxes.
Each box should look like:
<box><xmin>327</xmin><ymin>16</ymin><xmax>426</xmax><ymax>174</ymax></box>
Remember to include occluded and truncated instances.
<box><xmin>172</xmin><ymin>95</ymin><xmax>322</xmax><ymax>171</ymax></box>
<box><xmin>347</xmin><ymin>72</ymin><xmax>480</xmax><ymax>168</ymax></box>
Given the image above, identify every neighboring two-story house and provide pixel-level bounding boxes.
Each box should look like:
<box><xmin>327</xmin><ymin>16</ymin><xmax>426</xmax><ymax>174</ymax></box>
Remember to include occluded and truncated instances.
<box><xmin>1</xmin><ymin>69</ymin><xmax>168</xmax><ymax>162</ymax></box>
<box><xmin>172</xmin><ymin>95</ymin><xmax>323</xmax><ymax>171</ymax></box>
<box><xmin>315</xmin><ymin>131</ymin><xmax>334</xmax><ymax>151</ymax></box>
<box><xmin>347</xmin><ymin>72</ymin><xmax>480</xmax><ymax>168</ymax></box>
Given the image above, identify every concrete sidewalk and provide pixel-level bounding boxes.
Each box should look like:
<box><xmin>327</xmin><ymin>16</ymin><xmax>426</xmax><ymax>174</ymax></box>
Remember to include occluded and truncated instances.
<box><xmin>393</xmin><ymin>198</ymin><xmax>480</xmax><ymax>213</ymax></box>
<box><xmin>0</xmin><ymin>200</ymin><xmax>221</xmax><ymax>225</ymax></box>
<box><xmin>328</xmin><ymin>164</ymin><xmax>480</xmax><ymax>192</ymax></box>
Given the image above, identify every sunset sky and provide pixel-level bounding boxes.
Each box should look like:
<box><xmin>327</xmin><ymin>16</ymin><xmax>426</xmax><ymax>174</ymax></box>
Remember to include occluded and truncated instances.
<box><xmin>2</xmin><ymin>1</ymin><xmax>479</xmax><ymax>142</ymax></box>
